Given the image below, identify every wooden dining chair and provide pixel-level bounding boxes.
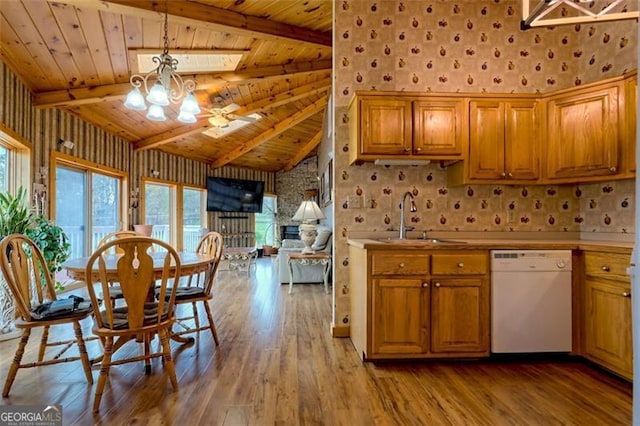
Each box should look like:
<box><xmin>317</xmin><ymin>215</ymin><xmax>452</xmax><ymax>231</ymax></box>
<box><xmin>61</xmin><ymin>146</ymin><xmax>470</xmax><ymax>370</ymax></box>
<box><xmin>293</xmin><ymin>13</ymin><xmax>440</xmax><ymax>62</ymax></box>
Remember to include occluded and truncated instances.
<box><xmin>0</xmin><ymin>234</ymin><xmax>95</xmax><ymax>398</ymax></box>
<box><xmin>97</xmin><ymin>230</ymin><xmax>140</xmax><ymax>307</ymax></box>
<box><xmin>84</xmin><ymin>236</ymin><xmax>180</xmax><ymax>413</ymax></box>
<box><xmin>169</xmin><ymin>231</ymin><xmax>224</xmax><ymax>345</ymax></box>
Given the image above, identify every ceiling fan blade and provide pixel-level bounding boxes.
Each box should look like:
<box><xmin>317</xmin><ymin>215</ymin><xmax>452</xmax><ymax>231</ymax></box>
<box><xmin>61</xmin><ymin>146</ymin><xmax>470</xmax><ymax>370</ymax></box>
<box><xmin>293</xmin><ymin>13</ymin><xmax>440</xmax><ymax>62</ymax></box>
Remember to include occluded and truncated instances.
<box><xmin>227</xmin><ymin>113</ymin><xmax>256</xmax><ymax>122</ymax></box>
<box><xmin>221</xmin><ymin>103</ymin><xmax>240</xmax><ymax>114</ymax></box>
<box><xmin>208</xmin><ymin>115</ymin><xmax>231</xmax><ymax>127</ymax></box>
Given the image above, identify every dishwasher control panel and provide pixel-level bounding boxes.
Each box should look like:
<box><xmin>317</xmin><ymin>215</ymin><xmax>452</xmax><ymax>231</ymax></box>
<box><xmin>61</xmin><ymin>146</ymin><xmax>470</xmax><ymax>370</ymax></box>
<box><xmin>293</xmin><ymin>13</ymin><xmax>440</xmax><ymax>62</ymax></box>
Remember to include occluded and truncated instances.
<box><xmin>491</xmin><ymin>250</ymin><xmax>572</xmax><ymax>272</ymax></box>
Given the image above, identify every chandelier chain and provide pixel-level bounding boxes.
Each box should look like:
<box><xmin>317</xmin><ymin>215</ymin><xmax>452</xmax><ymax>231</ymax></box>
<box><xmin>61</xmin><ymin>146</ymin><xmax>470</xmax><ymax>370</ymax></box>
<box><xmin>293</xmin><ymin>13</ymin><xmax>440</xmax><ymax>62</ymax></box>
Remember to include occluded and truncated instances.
<box><xmin>162</xmin><ymin>0</ymin><xmax>169</xmax><ymax>55</ymax></box>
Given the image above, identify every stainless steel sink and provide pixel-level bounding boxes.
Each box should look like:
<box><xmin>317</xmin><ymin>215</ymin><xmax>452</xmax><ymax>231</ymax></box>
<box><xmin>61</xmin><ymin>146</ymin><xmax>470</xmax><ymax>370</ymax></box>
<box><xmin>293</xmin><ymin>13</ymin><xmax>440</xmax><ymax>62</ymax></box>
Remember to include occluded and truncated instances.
<box><xmin>376</xmin><ymin>237</ymin><xmax>467</xmax><ymax>245</ymax></box>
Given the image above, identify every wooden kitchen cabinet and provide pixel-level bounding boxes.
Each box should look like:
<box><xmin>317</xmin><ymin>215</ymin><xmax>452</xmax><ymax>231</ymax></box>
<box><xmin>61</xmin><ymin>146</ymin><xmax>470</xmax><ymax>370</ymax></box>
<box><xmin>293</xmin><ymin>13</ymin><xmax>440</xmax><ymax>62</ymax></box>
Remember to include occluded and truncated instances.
<box><xmin>356</xmin><ymin>97</ymin><xmax>413</xmax><ymax>157</ymax></box>
<box><xmin>623</xmin><ymin>72</ymin><xmax>636</xmax><ymax>175</ymax></box>
<box><xmin>468</xmin><ymin>99</ymin><xmax>540</xmax><ymax>182</ymax></box>
<box><xmin>371</xmin><ymin>277</ymin><xmax>429</xmax><ymax>355</ymax></box>
<box><xmin>430</xmin><ymin>253</ymin><xmax>489</xmax><ymax>353</ymax></box>
<box><xmin>545</xmin><ymin>81</ymin><xmax>622</xmax><ymax>182</ymax></box>
<box><xmin>582</xmin><ymin>251</ymin><xmax>632</xmax><ymax>380</ymax></box>
<box><xmin>349</xmin><ymin>246</ymin><xmax>489</xmax><ymax>361</ymax></box>
<box><xmin>430</xmin><ymin>278</ymin><xmax>488</xmax><ymax>353</ymax></box>
<box><xmin>348</xmin><ymin>92</ymin><xmax>465</xmax><ymax>164</ymax></box>
<box><xmin>413</xmin><ymin>99</ymin><xmax>465</xmax><ymax>156</ymax></box>
<box><xmin>447</xmin><ymin>97</ymin><xmax>541</xmax><ymax>185</ymax></box>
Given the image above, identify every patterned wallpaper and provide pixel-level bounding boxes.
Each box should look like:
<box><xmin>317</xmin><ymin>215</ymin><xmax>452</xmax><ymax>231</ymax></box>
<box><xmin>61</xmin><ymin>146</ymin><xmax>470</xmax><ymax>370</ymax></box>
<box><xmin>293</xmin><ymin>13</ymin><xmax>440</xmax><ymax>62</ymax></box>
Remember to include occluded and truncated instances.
<box><xmin>332</xmin><ymin>0</ymin><xmax>638</xmax><ymax>329</ymax></box>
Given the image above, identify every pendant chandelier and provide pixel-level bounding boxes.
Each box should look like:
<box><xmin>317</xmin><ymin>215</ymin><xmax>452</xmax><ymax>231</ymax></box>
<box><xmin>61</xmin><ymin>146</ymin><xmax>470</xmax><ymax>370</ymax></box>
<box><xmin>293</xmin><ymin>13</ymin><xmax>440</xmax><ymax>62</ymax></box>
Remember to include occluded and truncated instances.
<box><xmin>123</xmin><ymin>2</ymin><xmax>200</xmax><ymax>123</ymax></box>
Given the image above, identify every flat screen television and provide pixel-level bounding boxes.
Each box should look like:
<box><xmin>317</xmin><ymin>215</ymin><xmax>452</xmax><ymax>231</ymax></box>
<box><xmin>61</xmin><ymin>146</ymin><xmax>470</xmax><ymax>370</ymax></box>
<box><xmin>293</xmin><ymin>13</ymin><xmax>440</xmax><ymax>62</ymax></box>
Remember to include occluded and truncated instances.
<box><xmin>206</xmin><ymin>177</ymin><xmax>265</xmax><ymax>213</ymax></box>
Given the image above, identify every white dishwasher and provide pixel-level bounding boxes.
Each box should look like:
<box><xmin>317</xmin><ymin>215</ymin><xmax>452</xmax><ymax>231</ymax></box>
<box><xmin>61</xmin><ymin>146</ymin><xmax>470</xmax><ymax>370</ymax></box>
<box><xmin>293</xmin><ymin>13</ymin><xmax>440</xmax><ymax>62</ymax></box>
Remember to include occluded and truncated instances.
<box><xmin>491</xmin><ymin>250</ymin><xmax>572</xmax><ymax>353</ymax></box>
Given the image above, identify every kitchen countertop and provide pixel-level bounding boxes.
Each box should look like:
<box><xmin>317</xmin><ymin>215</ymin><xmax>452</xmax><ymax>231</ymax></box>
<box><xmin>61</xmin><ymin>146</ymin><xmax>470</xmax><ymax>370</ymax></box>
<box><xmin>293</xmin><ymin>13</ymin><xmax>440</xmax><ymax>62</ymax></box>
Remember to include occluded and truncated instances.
<box><xmin>347</xmin><ymin>234</ymin><xmax>634</xmax><ymax>254</ymax></box>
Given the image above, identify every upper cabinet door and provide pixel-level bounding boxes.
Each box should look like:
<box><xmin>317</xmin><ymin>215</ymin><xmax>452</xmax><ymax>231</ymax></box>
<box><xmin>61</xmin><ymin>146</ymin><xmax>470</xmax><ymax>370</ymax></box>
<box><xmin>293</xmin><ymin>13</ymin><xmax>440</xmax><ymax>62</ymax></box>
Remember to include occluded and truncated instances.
<box><xmin>624</xmin><ymin>74</ymin><xmax>636</xmax><ymax>174</ymax></box>
<box><xmin>468</xmin><ymin>100</ymin><xmax>506</xmax><ymax>180</ymax></box>
<box><xmin>359</xmin><ymin>98</ymin><xmax>412</xmax><ymax>155</ymax></box>
<box><xmin>545</xmin><ymin>84</ymin><xmax>620</xmax><ymax>180</ymax></box>
<box><xmin>504</xmin><ymin>101</ymin><xmax>540</xmax><ymax>180</ymax></box>
<box><xmin>413</xmin><ymin>100</ymin><xmax>464</xmax><ymax>156</ymax></box>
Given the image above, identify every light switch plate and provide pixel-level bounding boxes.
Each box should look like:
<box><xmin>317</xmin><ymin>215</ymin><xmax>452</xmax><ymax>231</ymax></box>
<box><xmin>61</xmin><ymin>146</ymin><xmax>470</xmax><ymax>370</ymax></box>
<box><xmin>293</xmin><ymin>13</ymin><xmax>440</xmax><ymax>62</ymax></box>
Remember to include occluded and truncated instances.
<box><xmin>348</xmin><ymin>195</ymin><xmax>362</xmax><ymax>209</ymax></box>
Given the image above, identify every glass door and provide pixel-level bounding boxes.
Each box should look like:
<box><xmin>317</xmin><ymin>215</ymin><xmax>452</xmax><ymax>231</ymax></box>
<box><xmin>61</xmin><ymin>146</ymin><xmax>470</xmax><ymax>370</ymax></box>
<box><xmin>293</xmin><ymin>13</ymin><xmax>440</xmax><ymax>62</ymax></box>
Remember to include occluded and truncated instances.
<box><xmin>55</xmin><ymin>166</ymin><xmax>87</xmax><ymax>259</ymax></box>
<box><xmin>144</xmin><ymin>182</ymin><xmax>174</xmax><ymax>245</ymax></box>
<box><xmin>182</xmin><ymin>187</ymin><xmax>206</xmax><ymax>252</ymax></box>
<box><xmin>55</xmin><ymin>165</ymin><xmax>122</xmax><ymax>257</ymax></box>
<box><xmin>91</xmin><ymin>173</ymin><xmax>121</xmax><ymax>251</ymax></box>
<box><xmin>255</xmin><ymin>195</ymin><xmax>277</xmax><ymax>248</ymax></box>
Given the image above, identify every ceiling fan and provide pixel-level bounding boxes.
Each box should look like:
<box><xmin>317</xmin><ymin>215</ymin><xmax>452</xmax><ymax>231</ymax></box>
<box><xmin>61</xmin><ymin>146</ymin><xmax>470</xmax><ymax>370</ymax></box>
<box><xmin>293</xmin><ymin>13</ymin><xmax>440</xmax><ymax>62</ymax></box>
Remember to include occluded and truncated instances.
<box><xmin>201</xmin><ymin>100</ymin><xmax>258</xmax><ymax>128</ymax></box>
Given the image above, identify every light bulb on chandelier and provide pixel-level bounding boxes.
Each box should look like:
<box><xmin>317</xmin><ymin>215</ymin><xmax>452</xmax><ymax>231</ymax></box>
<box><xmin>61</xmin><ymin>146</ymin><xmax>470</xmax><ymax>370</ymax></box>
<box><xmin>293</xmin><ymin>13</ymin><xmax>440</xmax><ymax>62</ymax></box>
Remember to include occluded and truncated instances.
<box><xmin>123</xmin><ymin>1</ymin><xmax>200</xmax><ymax>123</ymax></box>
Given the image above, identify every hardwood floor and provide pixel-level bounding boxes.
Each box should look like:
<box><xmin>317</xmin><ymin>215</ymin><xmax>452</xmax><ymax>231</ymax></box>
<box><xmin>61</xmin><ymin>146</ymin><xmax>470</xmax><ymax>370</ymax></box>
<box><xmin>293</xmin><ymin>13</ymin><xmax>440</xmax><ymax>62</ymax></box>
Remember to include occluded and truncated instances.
<box><xmin>0</xmin><ymin>257</ymin><xmax>632</xmax><ymax>425</ymax></box>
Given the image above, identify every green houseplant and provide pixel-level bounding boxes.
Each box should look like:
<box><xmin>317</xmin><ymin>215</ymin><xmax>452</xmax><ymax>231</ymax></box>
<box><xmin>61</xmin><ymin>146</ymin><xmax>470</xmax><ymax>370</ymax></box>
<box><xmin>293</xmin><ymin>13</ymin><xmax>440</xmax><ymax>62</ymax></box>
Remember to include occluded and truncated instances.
<box><xmin>0</xmin><ymin>187</ymin><xmax>71</xmax><ymax>290</ymax></box>
<box><xmin>25</xmin><ymin>215</ymin><xmax>71</xmax><ymax>287</ymax></box>
<box><xmin>0</xmin><ymin>186</ymin><xmax>34</xmax><ymax>237</ymax></box>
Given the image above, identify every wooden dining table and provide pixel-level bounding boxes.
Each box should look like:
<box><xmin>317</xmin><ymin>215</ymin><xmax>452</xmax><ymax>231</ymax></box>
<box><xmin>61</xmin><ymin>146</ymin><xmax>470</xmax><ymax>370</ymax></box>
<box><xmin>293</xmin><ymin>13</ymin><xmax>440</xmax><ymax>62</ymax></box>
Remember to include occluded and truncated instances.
<box><xmin>63</xmin><ymin>251</ymin><xmax>214</xmax><ymax>282</ymax></box>
<box><xmin>62</xmin><ymin>251</ymin><xmax>216</xmax><ymax>346</ymax></box>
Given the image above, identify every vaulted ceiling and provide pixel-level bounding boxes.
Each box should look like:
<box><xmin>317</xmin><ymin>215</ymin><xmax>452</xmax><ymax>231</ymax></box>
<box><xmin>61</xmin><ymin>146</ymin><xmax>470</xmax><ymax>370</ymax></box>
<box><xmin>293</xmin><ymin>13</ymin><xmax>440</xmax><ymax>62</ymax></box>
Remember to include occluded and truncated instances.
<box><xmin>0</xmin><ymin>0</ymin><xmax>333</xmax><ymax>172</ymax></box>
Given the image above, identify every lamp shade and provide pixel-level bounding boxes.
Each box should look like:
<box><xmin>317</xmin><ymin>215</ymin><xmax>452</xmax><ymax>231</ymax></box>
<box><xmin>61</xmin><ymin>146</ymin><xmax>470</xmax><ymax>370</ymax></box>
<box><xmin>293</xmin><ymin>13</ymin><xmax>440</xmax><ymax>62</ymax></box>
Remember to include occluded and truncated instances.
<box><xmin>177</xmin><ymin>111</ymin><xmax>197</xmax><ymax>123</ymax></box>
<box><xmin>146</xmin><ymin>104</ymin><xmax>167</xmax><ymax>121</ymax></box>
<box><xmin>124</xmin><ymin>87</ymin><xmax>147</xmax><ymax>111</ymax></box>
<box><xmin>292</xmin><ymin>200</ymin><xmax>325</xmax><ymax>223</ymax></box>
<box><xmin>146</xmin><ymin>81</ymin><xmax>170</xmax><ymax>106</ymax></box>
<box><xmin>180</xmin><ymin>92</ymin><xmax>201</xmax><ymax>115</ymax></box>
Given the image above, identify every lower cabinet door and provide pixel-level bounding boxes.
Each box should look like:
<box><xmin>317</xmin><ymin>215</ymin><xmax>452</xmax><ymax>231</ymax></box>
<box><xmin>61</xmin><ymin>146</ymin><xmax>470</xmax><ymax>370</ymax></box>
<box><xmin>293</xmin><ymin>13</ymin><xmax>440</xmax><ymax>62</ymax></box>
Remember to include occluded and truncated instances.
<box><xmin>584</xmin><ymin>278</ymin><xmax>632</xmax><ymax>378</ymax></box>
<box><xmin>371</xmin><ymin>278</ymin><xmax>429</xmax><ymax>355</ymax></box>
<box><xmin>430</xmin><ymin>278</ymin><xmax>489</xmax><ymax>353</ymax></box>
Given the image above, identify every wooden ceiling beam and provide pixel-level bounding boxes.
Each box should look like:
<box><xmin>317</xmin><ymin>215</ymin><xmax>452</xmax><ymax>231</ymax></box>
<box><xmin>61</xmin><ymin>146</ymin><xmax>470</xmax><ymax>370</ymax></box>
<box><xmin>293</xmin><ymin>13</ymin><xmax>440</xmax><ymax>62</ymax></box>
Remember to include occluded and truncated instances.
<box><xmin>210</xmin><ymin>95</ymin><xmax>327</xmax><ymax>168</ymax></box>
<box><xmin>220</xmin><ymin>78</ymin><xmax>331</xmax><ymax>117</ymax></box>
<box><xmin>283</xmin><ymin>130</ymin><xmax>324</xmax><ymax>172</ymax></box>
<box><xmin>60</xmin><ymin>0</ymin><xmax>331</xmax><ymax>47</ymax></box>
<box><xmin>32</xmin><ymin>60</ymin><xmax>331</xmax><ymax>109</ymax></box>
<box><xmin>134</xmin><ymin>80</ymin><xmax>330</xmax><ymax>151</ymax></box>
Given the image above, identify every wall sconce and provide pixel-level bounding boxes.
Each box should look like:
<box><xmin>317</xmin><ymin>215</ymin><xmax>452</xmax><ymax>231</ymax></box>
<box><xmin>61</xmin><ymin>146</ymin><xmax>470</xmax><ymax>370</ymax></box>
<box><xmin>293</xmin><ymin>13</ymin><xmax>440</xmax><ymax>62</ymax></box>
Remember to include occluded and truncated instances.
<box><xmin>150</xmin><ymin>169</ymin><xmax>160</xmax><ymax>178</ymax></box>
<box><xmin>130</xmin><ymin>187</ymin><xmax>140</xmax><ymax>209</ymax></box>
<box><xmin>37</xmin><ymin>167</ymin><xmax>48</xmax><ymax>181</ymax></box>
<box><xmin>57</xmin><ymin>138</ymin><xmax>75</xmax><ymax>149</ymax></box>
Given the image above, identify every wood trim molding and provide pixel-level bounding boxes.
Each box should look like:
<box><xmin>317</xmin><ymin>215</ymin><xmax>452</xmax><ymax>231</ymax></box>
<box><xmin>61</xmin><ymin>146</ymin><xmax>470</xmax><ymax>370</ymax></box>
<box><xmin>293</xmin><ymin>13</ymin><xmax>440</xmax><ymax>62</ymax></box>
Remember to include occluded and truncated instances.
<box><xmin>62</xmin><ymin>0</ymin><xmax>331</xmax><ymax>47</ymax></box>
<box><xmin>210</xmin><ymin>95</ymin><xmax>328</xmax><ymax>168</ymax></box>
<box><xmin>34</xmin><ymin>61</ymin><xmax>331</xmax><ymax>109</ymax></box>
<box><xmin>331</xmin><ymin>324</ymin><xmax>350</xmax><ymax>338</ymax></box>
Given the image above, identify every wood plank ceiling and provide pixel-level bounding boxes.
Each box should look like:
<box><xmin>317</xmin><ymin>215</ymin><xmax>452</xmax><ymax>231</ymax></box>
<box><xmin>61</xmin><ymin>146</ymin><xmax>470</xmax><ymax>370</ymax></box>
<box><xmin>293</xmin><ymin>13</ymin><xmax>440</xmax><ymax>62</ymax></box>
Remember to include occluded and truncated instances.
<box><xmin>0</xmin><ymin>0</ymin><xmax>333</xmax><ymax>172</ymax></box>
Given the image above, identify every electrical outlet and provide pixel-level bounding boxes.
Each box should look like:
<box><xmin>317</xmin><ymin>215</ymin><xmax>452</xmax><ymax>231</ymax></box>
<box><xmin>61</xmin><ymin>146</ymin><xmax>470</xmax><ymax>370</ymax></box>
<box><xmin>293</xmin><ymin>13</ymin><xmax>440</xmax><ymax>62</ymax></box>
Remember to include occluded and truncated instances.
<box><xmin>364</xmin><ymin>195</ymin><xmax>374</xmax><ymax>209</ymax></box>
<box><xmin>507</xmin><ymin>210</ymin><xmax>516</xmax><ymax>224</ymax></box>
<box><xmin>348</xmin><ymin>195</ymin><xmax>362</xmax><ymax>209</ymax></box>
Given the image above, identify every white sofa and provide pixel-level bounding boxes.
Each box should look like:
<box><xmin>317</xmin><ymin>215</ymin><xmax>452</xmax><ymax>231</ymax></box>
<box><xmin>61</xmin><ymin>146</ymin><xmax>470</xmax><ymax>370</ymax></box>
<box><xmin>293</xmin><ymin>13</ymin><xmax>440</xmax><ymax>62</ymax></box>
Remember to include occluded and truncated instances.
<box><xmin>277</xmin><ymin>225</ymin><xmax>332</xmax><ymax>284</ymax></box>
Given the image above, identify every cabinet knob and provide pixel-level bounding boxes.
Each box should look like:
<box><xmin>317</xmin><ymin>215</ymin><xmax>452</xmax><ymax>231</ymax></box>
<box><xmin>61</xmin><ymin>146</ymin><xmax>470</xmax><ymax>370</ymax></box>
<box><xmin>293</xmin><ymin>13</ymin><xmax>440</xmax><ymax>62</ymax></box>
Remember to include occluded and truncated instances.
<box><xmin>507</xmin><ymin>172</ymin><xmax>513</xmax><ymax>177</ymax></box>
<box><xmin>622</xmin><ymin>292</ymin><xmax>631</xmax><ymax>298</ymax></box>
<box><xmin>399</xmin><ymin>263</ymin><xmax>405</xmax><ymax>268</ymax></box>
<box><xmin>434</xmin><ymin>282</ymin><xmax>441</xmax><ymax>288</ymax></box>
<box><xmin>601</xmin><ymin>265</ymin><xmax>611</xmax><ymax>272</ymax></box>
<box><xmin>422</xmin><ymin>282</ymin><xmax>429</xmax><ymax>288</ymax></box>
<box><xmin>457</xmin><ymin>263</ymin><xmax>464</xmax><ymax>268</ymax></box>
<box><xmin>609</xmin><ymin>167</ymin><xmax>617</xmax><ymax>173</ymax></box>
<box><xmin>500</xmin><ymin>172</ymin><xmax>506</xmax><ymax>177</ymax></box>
<box><xmin>404</xmin><ymin>147</ymin><xmax>410</xmax><ymax>152</ymax></box>
<box><xmin>415</xmin><ymin>147</ymin><xmax>422</xmax><ymax>152</ymax></box>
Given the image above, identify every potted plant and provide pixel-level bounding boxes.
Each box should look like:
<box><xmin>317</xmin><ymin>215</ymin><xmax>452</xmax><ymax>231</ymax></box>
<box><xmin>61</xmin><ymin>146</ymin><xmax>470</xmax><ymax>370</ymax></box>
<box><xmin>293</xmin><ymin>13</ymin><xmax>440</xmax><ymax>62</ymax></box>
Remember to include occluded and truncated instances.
<box><xmin>25</xmin><ymin>215</ymin><xmax>71</xmax><ymax>290</ymax></box>
<box><xmin>0</xmin><ymin>186</ymin><xmax>71</xmax><ymax>291</ymax></box>
<box><xmin>0</xmin><ymin>186</ymin><xmax>34</xmax><ymax>238</ymax></box>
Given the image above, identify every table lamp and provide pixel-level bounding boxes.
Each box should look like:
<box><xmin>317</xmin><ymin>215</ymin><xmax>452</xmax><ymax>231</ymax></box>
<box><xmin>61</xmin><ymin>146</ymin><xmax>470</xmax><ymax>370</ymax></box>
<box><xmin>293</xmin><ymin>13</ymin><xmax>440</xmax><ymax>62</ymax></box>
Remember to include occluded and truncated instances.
<box><xmin>292</xmin><ymin>200</ymin><xmax>325</xmax><ymax>254</ymax></box>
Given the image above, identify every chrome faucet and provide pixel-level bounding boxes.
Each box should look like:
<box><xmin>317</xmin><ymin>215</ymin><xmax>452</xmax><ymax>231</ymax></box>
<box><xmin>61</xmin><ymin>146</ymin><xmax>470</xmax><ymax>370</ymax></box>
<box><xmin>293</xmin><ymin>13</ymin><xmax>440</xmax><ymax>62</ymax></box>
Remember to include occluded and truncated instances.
<box><xmin>399</xmin><ymin>191</ymin><xmax>417</xmax><ymax>239</ymax></box>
